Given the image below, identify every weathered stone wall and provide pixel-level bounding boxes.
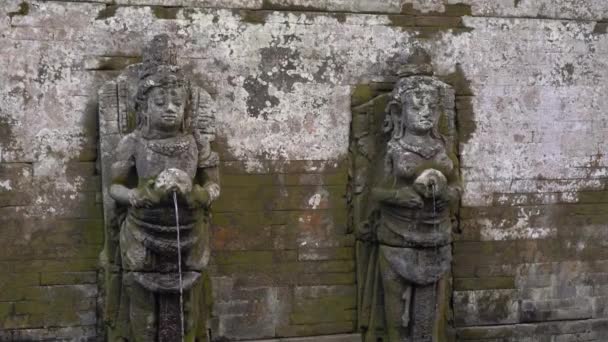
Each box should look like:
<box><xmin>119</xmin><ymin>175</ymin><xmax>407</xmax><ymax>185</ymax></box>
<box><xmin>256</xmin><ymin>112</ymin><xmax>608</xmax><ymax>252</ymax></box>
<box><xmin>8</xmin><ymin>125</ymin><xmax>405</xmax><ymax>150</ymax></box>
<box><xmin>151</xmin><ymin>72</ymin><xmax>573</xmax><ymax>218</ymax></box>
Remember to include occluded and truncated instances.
<box><xmin>2</xmin><ymin>0</ymin><xmax>608</xmax><ymax>341</ymax></box>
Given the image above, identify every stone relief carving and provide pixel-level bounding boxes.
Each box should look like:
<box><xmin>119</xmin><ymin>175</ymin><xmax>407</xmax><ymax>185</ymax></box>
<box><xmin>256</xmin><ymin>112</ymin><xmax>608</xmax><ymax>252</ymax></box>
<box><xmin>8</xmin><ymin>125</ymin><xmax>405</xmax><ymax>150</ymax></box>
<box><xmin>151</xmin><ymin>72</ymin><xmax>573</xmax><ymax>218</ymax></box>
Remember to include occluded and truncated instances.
<box><xmin>98</xmin><ymin>34</ymin><xmax>219</xmax><ymax>341</ymax></box>
<box><xmin>349</xmin><ymin>50</ymin><xmax>460</xmax><ymax>342</ymax></box>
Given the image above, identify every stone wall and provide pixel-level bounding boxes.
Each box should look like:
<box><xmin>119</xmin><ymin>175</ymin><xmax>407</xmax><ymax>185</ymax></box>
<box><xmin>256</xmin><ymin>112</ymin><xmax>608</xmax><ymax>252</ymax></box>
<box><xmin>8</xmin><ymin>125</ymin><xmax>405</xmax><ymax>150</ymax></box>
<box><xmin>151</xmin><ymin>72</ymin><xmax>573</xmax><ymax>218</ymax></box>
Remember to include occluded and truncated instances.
<box><xmin>2</xmin><ymin>0</ymin><xmax>608</xmax><ymax>341</ymax></box>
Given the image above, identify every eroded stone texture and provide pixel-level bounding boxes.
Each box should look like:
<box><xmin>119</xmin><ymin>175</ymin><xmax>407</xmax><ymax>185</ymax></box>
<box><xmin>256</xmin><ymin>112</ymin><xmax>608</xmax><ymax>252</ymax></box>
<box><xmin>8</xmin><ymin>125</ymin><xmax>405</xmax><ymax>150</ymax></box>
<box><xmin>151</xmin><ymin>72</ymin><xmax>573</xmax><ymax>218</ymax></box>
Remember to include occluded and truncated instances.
<box><xmin>3</xmin><ymin>0</ymin><xmax>608</xmax><ymax>341</ymax></box>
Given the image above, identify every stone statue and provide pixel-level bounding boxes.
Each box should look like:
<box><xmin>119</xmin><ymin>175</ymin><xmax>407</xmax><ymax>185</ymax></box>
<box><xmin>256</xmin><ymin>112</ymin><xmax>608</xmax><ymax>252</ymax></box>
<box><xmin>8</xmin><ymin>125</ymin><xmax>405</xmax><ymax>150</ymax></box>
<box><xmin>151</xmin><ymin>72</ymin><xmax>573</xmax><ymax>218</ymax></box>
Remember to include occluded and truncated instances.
<box><xmin>98</xmin><ymin>35</ymin><xmax>219</xmax><ymax>342</ymax></box>
<box><xmin>349</xmin><ymin>51</ymin><xmax>460</xmax><ymax>342</ymax></box>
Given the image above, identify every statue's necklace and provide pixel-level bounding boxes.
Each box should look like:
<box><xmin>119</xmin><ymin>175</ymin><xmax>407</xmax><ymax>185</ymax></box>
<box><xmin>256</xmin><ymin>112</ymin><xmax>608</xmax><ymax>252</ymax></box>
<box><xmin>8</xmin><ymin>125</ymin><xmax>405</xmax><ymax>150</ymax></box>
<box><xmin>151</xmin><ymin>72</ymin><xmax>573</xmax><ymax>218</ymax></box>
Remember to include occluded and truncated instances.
<box><xmin>397</xmin><ymin>139</ymin><xmax>440</xmax><ymax>159</ymax></box>
<box><xmin>146</xmin><ymin>135</ymin><xmax>191</xmax><ymax>157</ymax></box>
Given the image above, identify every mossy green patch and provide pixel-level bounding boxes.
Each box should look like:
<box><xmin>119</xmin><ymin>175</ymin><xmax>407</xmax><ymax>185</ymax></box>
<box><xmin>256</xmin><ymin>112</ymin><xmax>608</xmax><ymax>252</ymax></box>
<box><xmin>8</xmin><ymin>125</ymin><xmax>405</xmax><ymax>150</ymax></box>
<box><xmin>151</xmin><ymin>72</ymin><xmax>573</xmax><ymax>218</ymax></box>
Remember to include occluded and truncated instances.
<box><xmin>388</xmin><ymin>4</ymin><xmax>472</xmax><ymax>36</ymax></box>
<box><xmin>454</xmin><ymin>277</ymin><xmax>516</xmax><ymax>291</ymax></box>
<box><xmin>239</xmin><ymin>10</ymin><xmax>270</xmax><ymax>25</ymax></box>
<box><xmin>332</xmin><ymin>13</ymin><xmax>347</xmax><ymax>23</ymax></box>
<box><xmin>351</xmin><ymin>85</ymin><xmax>374</xmax><ymax>108</ymax></box>
<box><xmin>94</xmin><ymin>56</ymin><xmax>142</xmax><ymax>71</ymax></box>
<box><xmin>261</xmin><ymin>0</ymin><xmax>324</xmax><ymax>12</ymax></box>
<box><xmin>152</xmin><ymin>6</ymin><xmax>180</xmax><ymax>20</ymax></box>
<box><xmin>441</xmin><ymin>64</ymin><xmax>476</xmax><ymax>144</ymax></box>
<box><xmin>0</xmin><ymin>302</ymin><xmax>13</xmax><ymax>321</ymax></box>
<box><xmin>415</xmin><ymin>26</ymin><xmax>473</xmax><ymax>39</ymax></box>
<box><xmin>17</xmin><ymin>258</ymin><xmax>99</xmax><ymax>273</ymax></box>
<box><xmin>387</xmin><ymin>14</ymin><xmax>416</xmax><ymax>28</ymax></box>
<box><xmin>401</xmin><ymin>3</ymin><xmax>472</xmax><ymax>16</ymax></box>
<box><xmin>96</xmin><ymin>4</ymin><xmax>118</xmax><ymax>20</ymax></box>
<box><xmin>126</xmin><ymin>110</ymin><xmax>137</xmax><ymax>131</ymax></box>
<box><xmin>40</xmin><ymin>272</ymin><xmax>97</xmax><ymax>286</ymax></box>
<box><xmin>14</xmin><ymin>301</ymin><xmax>47</xmax><ymax>315</ymax></box>
<box><xmin>212</xmin><ymin>250</ymin><xmax>275</xmax><ymax>265</ymax></box>
<box><xmin>291</xmin><ymin>296</ymin><xmax>355</xmax><ymax>324</ymax></box>
<box><xmin>0</xmin><ymin>115</ymin><xmax>17</xmax><ymax>147</ymax></box>
<box><xmin>593</xmin><ymin>22</ymin><xmax>608</xmax><ymax>34</ymax></box>
<box><xmin>578</xmin><ymin>190</ymin><xmax>608</xmax><ymax>203</ymax></box>
<box><xmin>8</xmin><ymin>1</ymin><xmax>29</xmax><ymax>18</ymax></box>
<box><xmin>221</xmin><ymin>174</ymin><xmax>274</xmax><ymax>187</ymax></box>
<box><xmin>354</xmin><ymin>83</ymin><xmax>392</xmax><ymax>105</ymax></box>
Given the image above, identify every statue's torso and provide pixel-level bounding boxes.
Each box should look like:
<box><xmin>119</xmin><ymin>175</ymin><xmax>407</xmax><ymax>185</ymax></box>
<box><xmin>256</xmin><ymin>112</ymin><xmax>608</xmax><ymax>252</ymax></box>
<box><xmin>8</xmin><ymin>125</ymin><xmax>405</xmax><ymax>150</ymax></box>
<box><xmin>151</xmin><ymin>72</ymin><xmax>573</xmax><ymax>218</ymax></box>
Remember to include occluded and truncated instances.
<box><xmin>134</xmin><ymin>133</ymin><xmax>198</xmax><ymax>181</ymax></box>
<box><xmin>390</xmin><ymin>138</ymin><xmax>454</xmax><ymax>180</ymax></box>
<box><xmin>120</xmin><ymin>132</ymin><xmax>204</xmax><ymax>278</ymax></box>
<box><xmin>377</xmin><ymin>139</ymin><xmax>454</xmax><ymax>248</ymax></box>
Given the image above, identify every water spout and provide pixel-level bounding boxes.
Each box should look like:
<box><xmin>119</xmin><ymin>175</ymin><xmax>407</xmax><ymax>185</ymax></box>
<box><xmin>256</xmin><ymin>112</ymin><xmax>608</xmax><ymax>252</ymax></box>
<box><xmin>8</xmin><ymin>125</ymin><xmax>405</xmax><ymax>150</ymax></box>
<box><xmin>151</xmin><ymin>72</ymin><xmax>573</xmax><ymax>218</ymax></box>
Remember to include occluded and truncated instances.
<box><xmin>173</xmin><ymin>191</ymin><xmax>185</xmax><ymax>342</ymax></box>
<box><xmin>432</xmin><ymin>184</ymin><xmax>437</xmax><ymax>250</ymax></box>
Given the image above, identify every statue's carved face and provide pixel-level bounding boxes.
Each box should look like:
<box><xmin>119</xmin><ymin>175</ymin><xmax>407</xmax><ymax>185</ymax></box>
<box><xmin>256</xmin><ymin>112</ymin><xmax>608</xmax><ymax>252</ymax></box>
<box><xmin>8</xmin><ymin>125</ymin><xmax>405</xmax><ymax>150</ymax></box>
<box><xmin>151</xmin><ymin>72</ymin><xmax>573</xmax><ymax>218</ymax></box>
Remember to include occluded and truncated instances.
<box><xmin>403</xmin><ymin>88</ymin><xmax>439</xmax><ymax>133</ymax></box>
<box><xmin>147</xmin><ymin>85</ymin><xmax>187</xmax><ymax>133</ymax></box>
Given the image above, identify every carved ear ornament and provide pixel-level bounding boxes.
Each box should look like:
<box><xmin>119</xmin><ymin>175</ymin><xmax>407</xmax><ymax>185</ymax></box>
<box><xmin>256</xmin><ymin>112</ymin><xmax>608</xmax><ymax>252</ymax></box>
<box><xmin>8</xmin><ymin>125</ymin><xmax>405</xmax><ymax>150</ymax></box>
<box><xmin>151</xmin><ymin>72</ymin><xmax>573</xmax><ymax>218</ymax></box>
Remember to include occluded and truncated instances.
<box><xmin>383</xmin><ymin>100</ymin><xmax>404</xmax><ymax>138</ymax></box>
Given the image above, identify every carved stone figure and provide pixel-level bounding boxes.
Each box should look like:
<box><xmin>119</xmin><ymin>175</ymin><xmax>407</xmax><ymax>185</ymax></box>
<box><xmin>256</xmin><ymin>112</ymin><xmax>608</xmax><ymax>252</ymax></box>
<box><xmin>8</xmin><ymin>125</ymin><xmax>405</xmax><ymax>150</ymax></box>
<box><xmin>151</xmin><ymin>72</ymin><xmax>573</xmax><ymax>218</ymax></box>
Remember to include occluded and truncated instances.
<box><xmin>349</xmin><ymin>50</ymin><xmax>460</xmax><ymax>342</ymax></box>
<box><xmin>98</xmin><ymin>35</ymin><xmax>219</xmax><ymax>341</ymax></box>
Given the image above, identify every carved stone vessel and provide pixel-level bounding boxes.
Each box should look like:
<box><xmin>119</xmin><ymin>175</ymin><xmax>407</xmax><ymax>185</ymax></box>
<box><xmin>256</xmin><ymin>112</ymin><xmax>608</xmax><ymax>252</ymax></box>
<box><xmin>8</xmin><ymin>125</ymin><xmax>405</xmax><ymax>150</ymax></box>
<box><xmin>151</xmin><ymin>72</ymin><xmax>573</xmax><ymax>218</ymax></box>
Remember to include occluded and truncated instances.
<box><xmin>98</xmin><ymin>35</ymin><xmax>220</xmax><ymax>341</ymax></box>
<box><xmin>349</xmin><ymin>51</ymin><xmax>460</xmax><ymax>342</ymax></box>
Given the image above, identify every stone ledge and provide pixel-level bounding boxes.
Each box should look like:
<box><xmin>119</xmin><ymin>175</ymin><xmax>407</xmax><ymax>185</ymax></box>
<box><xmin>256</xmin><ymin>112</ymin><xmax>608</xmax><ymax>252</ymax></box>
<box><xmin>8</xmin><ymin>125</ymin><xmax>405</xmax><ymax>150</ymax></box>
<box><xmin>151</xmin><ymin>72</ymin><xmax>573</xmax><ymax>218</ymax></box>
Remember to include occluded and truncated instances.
<box><xmin>241</xmin><ymin>333</ymin><xmax>361</xmax><ymax>342</ymax></box>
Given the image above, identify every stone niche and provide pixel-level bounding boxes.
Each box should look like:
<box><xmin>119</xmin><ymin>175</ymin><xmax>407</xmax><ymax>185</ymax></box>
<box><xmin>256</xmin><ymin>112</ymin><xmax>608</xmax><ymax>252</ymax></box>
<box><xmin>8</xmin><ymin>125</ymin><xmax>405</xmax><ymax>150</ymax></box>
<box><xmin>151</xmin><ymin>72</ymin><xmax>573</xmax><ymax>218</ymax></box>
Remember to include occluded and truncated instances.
<box><xmin>348</xmin><ymin>49</ymin><xmax>461</xmax><ymax>342</ymax></box>
<box><xmin>98</xmin><ymin>34</ymin><xmax>220</xmax><ymax>342</ymax></box>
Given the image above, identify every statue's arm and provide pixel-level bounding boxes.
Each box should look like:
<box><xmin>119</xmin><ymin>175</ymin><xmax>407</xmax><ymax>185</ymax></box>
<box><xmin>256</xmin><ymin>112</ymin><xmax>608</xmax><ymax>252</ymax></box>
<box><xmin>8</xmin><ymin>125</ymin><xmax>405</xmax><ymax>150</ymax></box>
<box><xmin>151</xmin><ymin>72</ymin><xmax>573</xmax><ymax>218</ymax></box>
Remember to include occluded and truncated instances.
<box><xmin>188</xmin><ymin>152</ymin><xmax>220</xmax><ymax>208</ymax></box>
<box><xmin>195</xmin><ymin>166</ymin><xmax>220</xmax><ymax>204</ymax></box>
<box><xmin>370</xmin><ymin>151</ymin><xmax>423</xmax><ymax>208</ymax></box>
<box><xmin>202</xmin><ymin>165</ymin><xmax>220</xmax><ymax>202</ymax></box>
<box><xmin>371</xmin><ymin>185</ymin><xmax>423</xmax><ymax>208</ymax></box>
<box><xmin>443</xmin><ymin>151</ymin><xmax>462</xmax><ymax>201</ymax></box>
<box><xmin>109</xmin><ymin>135</ymin><xmax>136</xmax><ymax>206</ymax></box>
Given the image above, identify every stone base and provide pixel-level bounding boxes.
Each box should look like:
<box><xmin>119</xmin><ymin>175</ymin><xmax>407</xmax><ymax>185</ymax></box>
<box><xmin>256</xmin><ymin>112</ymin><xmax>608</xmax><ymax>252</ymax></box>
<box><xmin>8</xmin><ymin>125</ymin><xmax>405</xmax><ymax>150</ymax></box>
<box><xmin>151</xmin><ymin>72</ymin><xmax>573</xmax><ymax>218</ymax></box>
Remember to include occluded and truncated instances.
<box><xmin>241</xmin><ymin>333</ymin><xmax>362</xmax><ymax>342</ymax></box>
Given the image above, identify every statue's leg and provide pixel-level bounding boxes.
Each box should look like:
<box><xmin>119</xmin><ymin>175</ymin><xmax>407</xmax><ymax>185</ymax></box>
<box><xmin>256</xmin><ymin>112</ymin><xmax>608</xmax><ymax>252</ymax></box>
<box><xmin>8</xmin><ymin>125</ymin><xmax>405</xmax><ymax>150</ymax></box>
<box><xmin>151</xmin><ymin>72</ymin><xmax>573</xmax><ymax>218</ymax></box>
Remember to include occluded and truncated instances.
<box><xmin>119</xmin><ymin>220</ymin><xmax>157</xmax><ymax>341</ymax></box>
<box><xmin>184</xmin><ymin>218</ymin><xmax>209</xmax><ymax>341</ymax></box>
<box><xmin>411</xmin><ymin>283</ymin><xmax>436</xmax><ymax>342</ymax></box>
<box><xmin>158</xmin><ymin>293</ymin><xmax>182</xmax><ymax>342</ymax></box>
<box><xmin>183</xmin><ymin>281</ymin><xmax>205</xmax><ymax>342</ymax></box>
<box><xmin>379</xmin><ymin>247</ymin><xmax>411</xmax><ymax>342</ymax></box>
<box><xmin>126</xmin><ymin>278</ymin><xmax>157</xmax><ymax>342</ymax></box>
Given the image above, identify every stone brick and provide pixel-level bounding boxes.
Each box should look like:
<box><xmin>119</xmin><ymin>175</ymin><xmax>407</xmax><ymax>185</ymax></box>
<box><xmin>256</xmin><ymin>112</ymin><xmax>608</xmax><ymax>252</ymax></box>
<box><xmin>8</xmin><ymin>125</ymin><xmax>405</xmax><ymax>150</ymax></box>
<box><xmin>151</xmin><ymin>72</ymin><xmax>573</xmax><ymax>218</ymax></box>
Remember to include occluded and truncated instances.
<box><xmin>454</xmin><ymin>289</ymin><xmax>521</xmax><ymax>327</ymax></box>
<box><xmin>454</xmin><ymin>277</ymin><xmax>516</xmax><ymax>291</ymax></box>
<box><xmin>240</xmin><ymin>334</ymin><xmax>362</xmax><ymax>342</ymax></box>
<box><xmin>39</xmin><ymin>272</ymin><xmax>97</xmax><ymax>285</ymax></box>
<box><xmin>297</xmin><ymin>247</ymin><xmax>354</xmax><ymax>261</ymax></box>
<box><xmin>521</xmin><ymin>298</ymin><xmax>593</xmax><ymax>323</ymax></box>
<box><xmin>275</xmin><ymin>321</ymin><xmax>355</xmax><ymax>337</ymax></box>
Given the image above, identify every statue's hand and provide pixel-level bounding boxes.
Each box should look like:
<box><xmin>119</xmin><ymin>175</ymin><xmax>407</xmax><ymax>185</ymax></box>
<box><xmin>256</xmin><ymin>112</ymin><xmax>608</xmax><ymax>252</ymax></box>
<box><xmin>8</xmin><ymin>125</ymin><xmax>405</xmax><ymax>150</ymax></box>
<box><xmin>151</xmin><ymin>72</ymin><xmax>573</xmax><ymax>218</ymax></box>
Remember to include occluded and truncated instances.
<box><xmin>185</xmin><ymin>184</ymin><xmax>210</xmax><ymax>208</ymax></box>
<box><xmin>413</xmin><ymin>168</ymin><xmax>447</xmax><ymax>198</ymax></box>
<box><xmin>155</xmin><ymin>168</ymin><xmax>193</xmax><ymax>197</ymax></box>
<box><xmin>393</xmin><ymin>187</ymin><xmax>424</xmax><ymax>208</ymax></box>
<box><xmin>434</xmin><ymin>186</ymin><xmax>460</xmax><ymax>212</ymax></box>
<box><xmin>434</xmin><ymin>197</ymin><xmax>450</xmax><ymax>212</ymax></box>
<box><xmin>128</xmin><ymin>180</ymin><xmax>161</xmax><ymax>208</ymax></box>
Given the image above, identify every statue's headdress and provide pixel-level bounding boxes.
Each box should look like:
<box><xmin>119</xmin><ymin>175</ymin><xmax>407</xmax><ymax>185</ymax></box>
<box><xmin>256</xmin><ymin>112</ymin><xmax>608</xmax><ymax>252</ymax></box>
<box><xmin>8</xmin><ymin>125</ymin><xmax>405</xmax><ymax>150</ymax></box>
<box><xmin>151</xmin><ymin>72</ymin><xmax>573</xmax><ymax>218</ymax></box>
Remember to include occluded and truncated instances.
<box><xmin>135</xmin><ymin>34</ymin><xmax>194</xmax><ymax>135</ymax></box>
<box><xmin>384</xmin><ymin>48</ymin><xmax>452</xmax><ymax>141</ymax></box>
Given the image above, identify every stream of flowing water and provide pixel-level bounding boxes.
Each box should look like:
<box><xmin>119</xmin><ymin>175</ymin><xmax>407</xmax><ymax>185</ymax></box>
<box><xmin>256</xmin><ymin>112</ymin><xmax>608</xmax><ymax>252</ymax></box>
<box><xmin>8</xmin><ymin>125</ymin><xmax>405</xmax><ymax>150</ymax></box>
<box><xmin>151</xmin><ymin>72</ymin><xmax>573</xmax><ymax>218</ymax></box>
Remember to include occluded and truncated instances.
<box><xmin>173</xmin><ymin>191</ymin><xmax>185</xmax><ymax>342</ymax></box>
<box><xmin>432</xmin><ymin>184</ymin><xmax>436</xmax><ymax>227</ymax></box>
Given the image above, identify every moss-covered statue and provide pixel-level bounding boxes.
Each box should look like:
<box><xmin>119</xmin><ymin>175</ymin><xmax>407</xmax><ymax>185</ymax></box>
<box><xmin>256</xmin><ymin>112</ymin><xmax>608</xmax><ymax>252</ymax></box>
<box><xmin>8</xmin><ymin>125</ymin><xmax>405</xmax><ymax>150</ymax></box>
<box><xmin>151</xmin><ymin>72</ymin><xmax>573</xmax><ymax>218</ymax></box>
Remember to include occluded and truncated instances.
<box><xmin>98</xmin><ymin>35</ymin><xmax>219</xmax><ymax>342</ymax></box>
<box><xmin>349</xmin><ymin>50</ymin><xmax>460</xmax><ymax>342</ymax></box>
